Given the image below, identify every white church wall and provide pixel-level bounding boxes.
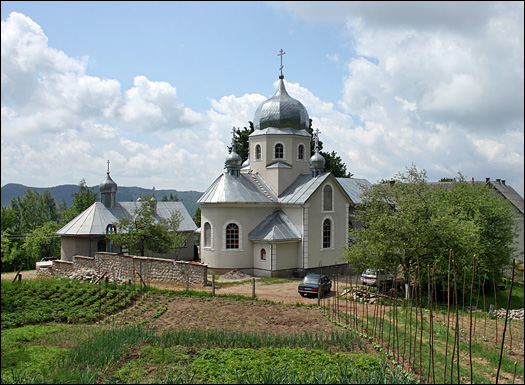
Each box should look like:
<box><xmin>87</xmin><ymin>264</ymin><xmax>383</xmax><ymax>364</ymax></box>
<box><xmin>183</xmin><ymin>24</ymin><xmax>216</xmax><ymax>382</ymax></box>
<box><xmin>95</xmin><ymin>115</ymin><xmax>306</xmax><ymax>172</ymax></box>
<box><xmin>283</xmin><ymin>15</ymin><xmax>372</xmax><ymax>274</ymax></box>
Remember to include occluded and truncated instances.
<box><xmin>306</xmin><ymin>177</ymin><xmax>352</xmax><ymax>269</ymax></box>
<box><xmin>200</xmin><ymin>205</ymin><xmax>277</xmax><ymax>270</ymax></box>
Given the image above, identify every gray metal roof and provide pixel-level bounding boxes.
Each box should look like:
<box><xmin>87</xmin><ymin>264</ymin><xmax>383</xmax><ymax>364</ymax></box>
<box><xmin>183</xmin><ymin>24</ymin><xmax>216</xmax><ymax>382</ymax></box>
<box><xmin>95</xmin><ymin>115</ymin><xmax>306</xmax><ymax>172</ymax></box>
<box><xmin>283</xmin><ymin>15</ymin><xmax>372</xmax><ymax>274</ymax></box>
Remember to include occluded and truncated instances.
<box><xmin>336</xmin><ymin>178</ymin><xmax>372</xmax><ymax>204</ymax></box>
<box><xmin>278</xmin><ymin>173</ymin><xmax>331</xmax><ymax>204</ymax></box>
<box><xmin>199</xmin><ymin>171</ymin><xmax>372</xmax><ymax>206</ymax></box>
<box><xmin>197</xmin><ymin>172</ymin><xmax>276</xmax><ymax>204</ymax></box>
<box><xmin>490</xmin><ymin>182</ymin><xmax>524</xmax><ymax>214</ymax></box>
<box><xmin>250</xmin><ymin>127</ymin><xmax>311</xmax><ymax>137</ymax></box>
<box><xmin>253</xmin><ymin>77</ymin><xmax>309</xmax><ymax>131</ymax></box>
<box><xmin>57</xmin><ymin>201</ymin><xmax>197</xmax><ymax>236</ymax></box>
<box><xmin>248</xmin><ymin>209</ymin><xmax>302</xmax><ymax>242</ymax></box>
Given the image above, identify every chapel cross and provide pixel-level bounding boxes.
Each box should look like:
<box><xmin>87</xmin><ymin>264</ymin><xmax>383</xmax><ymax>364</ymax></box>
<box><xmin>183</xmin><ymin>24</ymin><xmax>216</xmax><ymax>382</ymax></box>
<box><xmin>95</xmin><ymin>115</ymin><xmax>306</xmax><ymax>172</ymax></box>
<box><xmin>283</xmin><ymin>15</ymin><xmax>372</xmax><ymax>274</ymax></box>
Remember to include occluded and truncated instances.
<box><xmin>107</xmin><ymin>160</ymin><xmax>110</xmax><ymax>174</ymax></box>
<box><xmin>278</xmin><ymin>49</ymin><xmax>286</xmax><ymax>77</ymax></box>
<box><xmin>314</xmin><ymin>128</ymin><xmax>321</xmax><ymax>151</ymax></box>
<box><xmin>231</xmin><ymin>127</ymin><xmax>237</xmax><ymax>151</ymax></box>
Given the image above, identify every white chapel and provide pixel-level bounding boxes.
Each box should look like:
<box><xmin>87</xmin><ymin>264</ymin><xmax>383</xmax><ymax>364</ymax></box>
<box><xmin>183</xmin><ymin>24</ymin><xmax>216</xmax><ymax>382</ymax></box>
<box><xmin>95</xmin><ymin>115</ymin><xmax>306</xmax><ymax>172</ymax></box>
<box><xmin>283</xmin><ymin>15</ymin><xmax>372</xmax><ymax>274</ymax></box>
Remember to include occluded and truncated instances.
<box><xmin>198</xmin><ymin>54</ymin><xmax>372</xmax><ymax>277</ymax></box>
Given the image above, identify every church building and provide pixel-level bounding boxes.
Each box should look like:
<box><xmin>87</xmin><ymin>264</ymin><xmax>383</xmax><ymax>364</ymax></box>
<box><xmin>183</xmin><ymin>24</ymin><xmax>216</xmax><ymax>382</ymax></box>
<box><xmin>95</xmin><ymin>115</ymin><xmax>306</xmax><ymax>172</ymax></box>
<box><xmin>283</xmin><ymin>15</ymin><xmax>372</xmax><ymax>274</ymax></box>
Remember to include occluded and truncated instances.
<box><xmin>57</xmin><ymin>164</ymin><xmax>197</xmax><ymax>262</ymax></box>
<box><xmin>198</xmin><ymin>57</ymin><xmax>371</xmax><ymax>277</ymax></box>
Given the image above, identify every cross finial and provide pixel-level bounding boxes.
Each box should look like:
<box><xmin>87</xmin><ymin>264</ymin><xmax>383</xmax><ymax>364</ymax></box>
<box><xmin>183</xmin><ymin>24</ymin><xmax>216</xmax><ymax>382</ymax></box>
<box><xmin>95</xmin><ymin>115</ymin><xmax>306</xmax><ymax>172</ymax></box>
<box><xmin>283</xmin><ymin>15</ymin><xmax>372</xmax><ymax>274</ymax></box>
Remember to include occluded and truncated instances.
<box><xmin>314</xmin><ymin>128</ymin><xmax>321</xmax><ymax>152</ymax></box>
<box><xmin>231</xmin><ymin>127</ymin><xmax>237</xmax><ymax>152</ymax></box>
<box><xmin>278</xmin><ymin>49</ymin><xmax>286</xmax><ymax>77</ymax></box>
<box><xmin>107</xmin><ymin>160</ymin><xmax>110</xmax><ymax>174</ymax></box>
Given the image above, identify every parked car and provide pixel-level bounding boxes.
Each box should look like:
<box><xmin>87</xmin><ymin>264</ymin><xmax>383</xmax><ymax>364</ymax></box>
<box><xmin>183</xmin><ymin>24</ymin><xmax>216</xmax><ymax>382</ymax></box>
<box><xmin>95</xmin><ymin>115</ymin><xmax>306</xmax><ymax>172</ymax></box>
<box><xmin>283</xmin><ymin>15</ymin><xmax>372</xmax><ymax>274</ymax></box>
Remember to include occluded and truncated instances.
<box><xmin>40</xmin><ymin>257</ymin><xmax>58</xmax><ymax>262</ymax></box>
<box><xmin>360</xmin><ymin>269</ymin><xmax>394</xmax><ymax>286</ymax></box>
<box><xmin>298</xmin><ymin>274</ymin><xmax>332</xmax><ymax>298</ymax></box>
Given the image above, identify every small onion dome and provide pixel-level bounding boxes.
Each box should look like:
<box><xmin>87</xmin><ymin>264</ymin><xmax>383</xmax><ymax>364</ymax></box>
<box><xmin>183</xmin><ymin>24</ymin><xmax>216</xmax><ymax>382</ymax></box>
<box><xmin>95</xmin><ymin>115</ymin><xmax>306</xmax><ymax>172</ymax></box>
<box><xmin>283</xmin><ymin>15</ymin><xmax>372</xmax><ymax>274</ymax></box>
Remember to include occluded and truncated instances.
<box><xmin>99</xmin><ymin>173</ymin><xmax>117</xmax><ymax>193</ymax></box>
<box><xmin>225</xmin><ymin>149</ymin><xmax>242</xmax><ymax>169</ymax></box>
<box><xmin>309</xmin><ymin>150</ymin><xmax>325</xmax><ymax>170</ymax></box>
<box><xmin>253</xmin><ymin>77</ymin><xmax>309</xmax><ymax>131</ymax></box>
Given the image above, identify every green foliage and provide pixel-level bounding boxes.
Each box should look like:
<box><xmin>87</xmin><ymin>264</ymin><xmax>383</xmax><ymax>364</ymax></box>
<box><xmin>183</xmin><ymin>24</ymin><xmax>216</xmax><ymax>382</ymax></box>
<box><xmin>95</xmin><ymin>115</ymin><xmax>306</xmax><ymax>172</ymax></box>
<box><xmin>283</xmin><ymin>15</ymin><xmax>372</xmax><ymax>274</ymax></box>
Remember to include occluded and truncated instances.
<box><xmin>344</xmin><ymin>165</ymin><xmax>518</xmax><ymax>296</ymax></box>
<box><xmin>111</xmin><ymin>193</ymin><xmax>187</xmax><ymax>257</ymax></box>
<box><xmin>1</xmin><ymin>277</ymin><xmax>140</xmax><ymax>329</ymax></box>
<box><xmin>1</xmin><ymin>179</ymin><xmax>97</xmax><ymax>272</ymax></box>
<box><xmin>228</xmin><ymin>124</ymin><xmax>254</xmax><ymax>163</ymax></box>
<box><xmin>193</xmin><ymin>207</ymin><xmax>201</xmax><ymax>228</ymax></box>
<box><xmin>160</xmin><ymin>193</ymin><xmax>180</xmax><ymax>202</ymax></box>
<box><xmin>190</xmin><ymin>347</ymin><xmax>409</xmax><ymax>384</ymax></box>
<box><xmin>22</xmin><ymin>222</ymin><xmax>61</xmax><ymax>267</ymax></box>
<box><xmin>60</xmin><ymin>178</ymin><xmax>97</xmax><ymax>224</ymax></box>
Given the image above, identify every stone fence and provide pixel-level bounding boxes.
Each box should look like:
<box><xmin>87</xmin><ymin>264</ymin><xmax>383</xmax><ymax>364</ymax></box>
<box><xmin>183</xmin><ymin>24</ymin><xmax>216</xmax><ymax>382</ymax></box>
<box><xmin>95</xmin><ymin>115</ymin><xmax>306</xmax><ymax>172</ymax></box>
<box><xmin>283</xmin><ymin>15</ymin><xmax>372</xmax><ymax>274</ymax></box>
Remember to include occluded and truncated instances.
<box><xmin>36</xmin><ymin>252</ymin><xmax>208</xmax><ymax>286</ymax></box>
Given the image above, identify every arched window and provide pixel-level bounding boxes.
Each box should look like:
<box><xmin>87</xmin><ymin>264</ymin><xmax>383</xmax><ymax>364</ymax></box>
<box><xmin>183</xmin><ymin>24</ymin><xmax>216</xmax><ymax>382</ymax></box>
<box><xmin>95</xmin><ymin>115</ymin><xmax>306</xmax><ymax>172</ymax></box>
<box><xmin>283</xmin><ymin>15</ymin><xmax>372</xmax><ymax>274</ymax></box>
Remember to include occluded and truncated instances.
<box><xmin>274</xmin><ymin>143</ymin><xmax>284</xmax><ymax>159</ymax></box>
<box><xmin>298</xmin><ymin>144</ymin><xmax>305</xmax><ymax>160</ymax></box>
<box><xmin>323</xmin><ymin>185</ymin><xmax>333</xmax><ymax>211</ymax></box>
<box><xmin>260</xmin><ymin>248</ymin><xmax>266</xmax><ymax>261</ymax></box>
<box><xmin>225</xmin><ymin>223</ymin><xmax>239</xmax><ymax>249</ymax></box>
<box><xmin>97</xmin><ymin>240</ymin><xmax>106</xmax><ymax>252</ymax></box>
<box><xmin>323</xmin><ymin>219</ymin><xmax>331</xmax><ymax>249</ymax></box>
<box><xmin>255</xmin><ymin>144</ymin><xmax>262</xmax><ymax>160</ymax></box>
<box><xmin>204</xmin><ymin>222</ymin><xmax>211</xmax><ymax>248</ymax></box>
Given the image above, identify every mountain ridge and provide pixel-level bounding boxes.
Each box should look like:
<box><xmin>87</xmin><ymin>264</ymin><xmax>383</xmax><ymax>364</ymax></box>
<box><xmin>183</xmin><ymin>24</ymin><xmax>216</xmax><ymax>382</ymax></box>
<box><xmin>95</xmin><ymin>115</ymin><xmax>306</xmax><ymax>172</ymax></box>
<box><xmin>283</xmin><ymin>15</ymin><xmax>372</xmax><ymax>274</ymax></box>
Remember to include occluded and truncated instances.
<box><xmin>1</xmin><ymin>183</ymin><xmax>203</xmax><ymax>218</ymax></box>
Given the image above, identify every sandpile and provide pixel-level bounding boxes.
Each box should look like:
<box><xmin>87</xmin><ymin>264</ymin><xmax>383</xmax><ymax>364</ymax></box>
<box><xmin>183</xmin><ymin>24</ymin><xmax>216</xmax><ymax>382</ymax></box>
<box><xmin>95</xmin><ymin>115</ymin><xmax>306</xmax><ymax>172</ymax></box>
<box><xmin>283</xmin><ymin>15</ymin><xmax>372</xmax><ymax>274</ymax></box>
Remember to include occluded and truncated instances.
<box><xmin>219</xmin><ymin>269</ymin><xmax>253</xmax><ymax>281</ymax></box>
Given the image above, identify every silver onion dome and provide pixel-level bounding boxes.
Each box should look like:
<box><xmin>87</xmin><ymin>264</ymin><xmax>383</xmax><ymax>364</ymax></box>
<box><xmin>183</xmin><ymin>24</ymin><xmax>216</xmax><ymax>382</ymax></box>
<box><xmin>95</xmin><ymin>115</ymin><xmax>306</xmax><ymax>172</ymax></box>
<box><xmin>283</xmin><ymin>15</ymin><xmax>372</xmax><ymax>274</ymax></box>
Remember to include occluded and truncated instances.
<box><xmin>225</xmin><ymin>149</ymin><xmax>242</xmax><ymax>169</ymax></box>
<box><xmin>309</xmin><ymin>151</ymin><xmax>326</xmax><ymax>170</ymax></box>
<box><xmin>99</xmin><ymin>173</ymin><xmax>117</xmax><ymax>193</ymax></box>
<box><xmin>253</xmin><ymin>76</ymin><xmax>309</xmax><ymax>131</ymax></box>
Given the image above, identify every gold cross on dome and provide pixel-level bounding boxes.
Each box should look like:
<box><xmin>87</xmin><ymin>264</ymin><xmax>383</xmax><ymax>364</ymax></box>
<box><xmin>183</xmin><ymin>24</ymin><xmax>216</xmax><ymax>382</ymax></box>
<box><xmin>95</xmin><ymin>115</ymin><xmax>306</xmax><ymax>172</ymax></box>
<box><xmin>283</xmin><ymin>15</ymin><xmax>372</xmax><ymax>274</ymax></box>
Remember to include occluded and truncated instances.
<box><xmin>278</xmin><ymin>49</ymin><xmax>286</xmax><ymax>76</ymax></box>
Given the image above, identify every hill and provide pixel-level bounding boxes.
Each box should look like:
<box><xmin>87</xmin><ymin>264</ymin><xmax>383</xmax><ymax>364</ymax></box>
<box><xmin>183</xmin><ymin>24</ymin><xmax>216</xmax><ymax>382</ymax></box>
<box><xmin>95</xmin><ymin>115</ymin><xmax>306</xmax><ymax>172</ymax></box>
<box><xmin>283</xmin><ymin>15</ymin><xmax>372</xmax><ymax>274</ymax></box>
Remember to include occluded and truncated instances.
<box><xmin>1</xmin><ymin>183</ymin><xmax>203</xmax><ymax>218</ymax></box>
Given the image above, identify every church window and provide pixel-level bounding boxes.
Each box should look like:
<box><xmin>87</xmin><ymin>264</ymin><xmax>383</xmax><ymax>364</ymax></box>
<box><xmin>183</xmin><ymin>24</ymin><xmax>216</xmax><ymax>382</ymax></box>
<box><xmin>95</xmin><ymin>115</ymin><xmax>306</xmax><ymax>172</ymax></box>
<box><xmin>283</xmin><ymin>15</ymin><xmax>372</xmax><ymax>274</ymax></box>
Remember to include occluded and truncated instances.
<box><xmin>255</xmin><ymin>144</ymin><xmax>262</xmax><ymax>161</ymax></box>
<box><xmin>322</xmin><ymin>219</ymin><xmax>332</xmax><ymax>249</ymax></box>
<box><xmin>274</xmin><ymin>143</ymin><xmax>284</xmax><ymax>159</ymax></box>
<box><xmin>225</xmin><ymin>223</ymin><xmax>239</xmax><ymax>249</ymax></box>
<box><xmin>204</xmin><ymin>222</ymin><xmax>212</xmax><ymax>248</ymax></box>
<box><xmin>323</xmin><ymin>184</ymin><xmax>333</xmax><ymax>212</ymax></box>
<box><xmin>298</xmin><ymin>144</ymin><xmax>305</xmax><ymax>160</ymax></box>
<box><xmin>260</xmin><ymin>248</ymin><xmax>266</xmax><ymax>261</ymax></box>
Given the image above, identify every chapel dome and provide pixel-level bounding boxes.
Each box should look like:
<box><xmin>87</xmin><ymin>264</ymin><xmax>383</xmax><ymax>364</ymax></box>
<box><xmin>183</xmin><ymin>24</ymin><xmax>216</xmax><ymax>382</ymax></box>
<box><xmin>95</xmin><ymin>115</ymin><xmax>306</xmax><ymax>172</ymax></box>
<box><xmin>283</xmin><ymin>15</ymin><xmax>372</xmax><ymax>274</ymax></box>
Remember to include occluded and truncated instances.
<box><xmin>225</xmin><ymin>150</ymin><xmax>242</xmax><ymax>168</ymax></box>
<box><xmin>253</xmin><ymin>76</ymin><xmax>309</xmax><ymax>131</ymax></box>
<box><xmin>309</xmin><ymin>151</ymin><xmax>326</xmax><ymax>169</ymax></box>
<box><xmin>99</xmin><ymin>173</ymin><xmax>117</xmax><ymax>193</ymax></box>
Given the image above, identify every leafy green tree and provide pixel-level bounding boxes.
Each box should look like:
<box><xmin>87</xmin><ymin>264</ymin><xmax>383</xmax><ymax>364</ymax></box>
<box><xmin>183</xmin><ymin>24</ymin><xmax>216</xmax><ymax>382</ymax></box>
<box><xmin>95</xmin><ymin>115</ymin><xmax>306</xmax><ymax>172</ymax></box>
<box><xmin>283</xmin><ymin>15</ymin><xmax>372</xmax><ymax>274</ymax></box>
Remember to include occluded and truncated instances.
<box><xmin>193</xmin><ymin>207</ymin><xmax>201</xmax><ymax>228</ymax></box>
<box><xmin>1</xmin><ymin>205</ymin><xmax>17</xmax><ymax>232</ymax></box>
<box><xmin>110</xmin><ymin>194</ymin><xmax>188</xmax><ymax>257</ymax></box>
<box><xmin>60</xmin><ymin>179</ymin><xmax>98</xmax><ymax>224</ymax></box>
<box><xmin>344</xmin><ymin>165</ymin><xmax>517</xmax><ymax>299</ymax></box>
<box><xmin>23</xmin><ymin>222</ymin><xmax>61</xmax><ymax>266</ymax></box>
<box><xmin>10</xmin><ymin>189</ymin><xmax>59</xmax><ymax>233</ymax></box>
<box><xmin>228</xmin><ymin>124</ymin><xmax>254</xmax><ymax>164</ymax></box>
<box><xmin>161</xmin><ymin>193</ymin><xmax>180</xmax><ymax>202</ymax></box>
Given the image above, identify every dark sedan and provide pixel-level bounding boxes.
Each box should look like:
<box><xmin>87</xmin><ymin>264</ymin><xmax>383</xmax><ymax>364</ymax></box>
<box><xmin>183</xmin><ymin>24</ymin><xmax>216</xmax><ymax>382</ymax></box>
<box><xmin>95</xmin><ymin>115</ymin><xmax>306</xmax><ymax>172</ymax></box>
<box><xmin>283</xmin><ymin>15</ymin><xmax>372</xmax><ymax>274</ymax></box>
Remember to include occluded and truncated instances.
<box><xmin>298</xmin><ymin>274</ymin><xmax>332</xmax><ymax>298</ymax></box>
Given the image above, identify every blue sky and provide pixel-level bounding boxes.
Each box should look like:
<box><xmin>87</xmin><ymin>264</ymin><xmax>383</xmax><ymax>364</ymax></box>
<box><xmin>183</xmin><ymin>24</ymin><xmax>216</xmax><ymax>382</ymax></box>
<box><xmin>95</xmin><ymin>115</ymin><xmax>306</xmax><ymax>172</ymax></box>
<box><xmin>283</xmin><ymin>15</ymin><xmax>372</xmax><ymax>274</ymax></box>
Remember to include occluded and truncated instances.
<box><xmin>1</xmin><ymin>1</ymin><xmax>524</xmax><ymax>197</ymax></box>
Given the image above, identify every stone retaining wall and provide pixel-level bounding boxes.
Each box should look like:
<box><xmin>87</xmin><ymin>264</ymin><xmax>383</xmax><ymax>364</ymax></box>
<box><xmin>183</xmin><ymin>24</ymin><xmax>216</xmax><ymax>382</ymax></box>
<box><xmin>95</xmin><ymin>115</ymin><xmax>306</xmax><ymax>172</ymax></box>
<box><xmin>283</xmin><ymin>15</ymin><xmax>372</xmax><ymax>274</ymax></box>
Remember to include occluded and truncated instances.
<box><xmin>36</xmin><ymin>252</ymin><xmax>207</xmax><ymax>286</ymax></box>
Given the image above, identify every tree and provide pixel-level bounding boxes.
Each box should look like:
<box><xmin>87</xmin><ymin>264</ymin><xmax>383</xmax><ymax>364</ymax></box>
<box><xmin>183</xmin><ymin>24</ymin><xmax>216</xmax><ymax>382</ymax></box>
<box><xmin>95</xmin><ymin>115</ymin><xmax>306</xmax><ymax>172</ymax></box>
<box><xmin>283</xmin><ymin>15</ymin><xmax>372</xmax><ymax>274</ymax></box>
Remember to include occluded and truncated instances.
<box><xmin>193</xmin><ymin>207</ymin><xmax>201</xmax><ymax>228</ymax></box>
<box><xmin>10</xmin><ymin>189</ymin><xmax>59</xmax><ymax>233</ymax></box>
<box><xmin>161</xmin><ymin>193</ymin><xmax>180</xmax><ymax>202</ymax></box>
<box><xmin>60</xmin><ymin>179</ymin><xmax>98</xmax><ymax>224</ymax></box>
<box><xmin>23</xmin><ymin>222</ymin><xmax>61</xmax><ymax>266</ymax></box>
<box><xmin>228</xmin><ymin>124</ymin><xmax>254</xmax><ymax>163</ymax></box>
<box><xmin>110</xmin><ymin>194</ymin><xmax>188</xmax><ymax>257</ymax></box>
<box><xmin>344</xmin><ymin>165</ymin><xmax>517</xmax><ymax>299</ymax></box>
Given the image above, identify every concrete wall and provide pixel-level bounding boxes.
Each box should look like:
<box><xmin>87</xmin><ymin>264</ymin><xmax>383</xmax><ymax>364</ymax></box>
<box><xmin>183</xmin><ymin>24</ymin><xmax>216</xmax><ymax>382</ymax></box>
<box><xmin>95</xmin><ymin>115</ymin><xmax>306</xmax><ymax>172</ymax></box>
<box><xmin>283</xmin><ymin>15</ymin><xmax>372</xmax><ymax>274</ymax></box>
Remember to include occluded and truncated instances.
<box><xmin>36</xmin><ymin>252</ymin><xmax>208</xmax><ymax>286</ymax></box>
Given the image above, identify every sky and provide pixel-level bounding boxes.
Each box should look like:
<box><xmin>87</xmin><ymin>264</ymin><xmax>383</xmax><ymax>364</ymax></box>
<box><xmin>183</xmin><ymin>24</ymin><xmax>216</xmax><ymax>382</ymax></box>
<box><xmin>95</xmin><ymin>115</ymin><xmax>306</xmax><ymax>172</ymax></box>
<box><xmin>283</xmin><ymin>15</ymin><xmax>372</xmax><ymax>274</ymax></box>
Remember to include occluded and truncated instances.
<box><xmin>1</xmin><ymin>1</ymin><xmax>524</xmax><ymax>197</ymax></box>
